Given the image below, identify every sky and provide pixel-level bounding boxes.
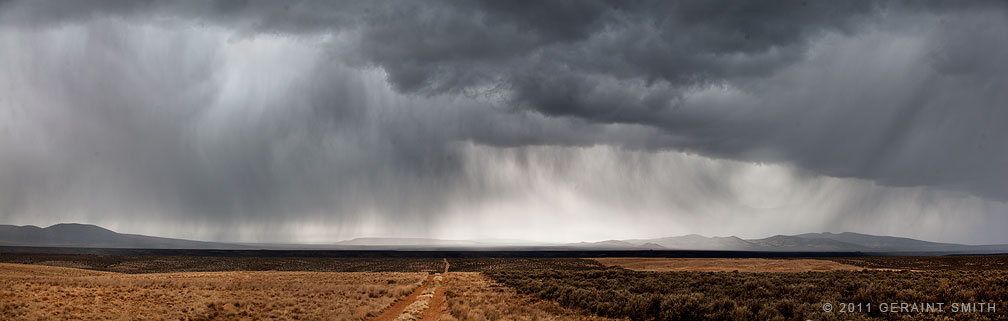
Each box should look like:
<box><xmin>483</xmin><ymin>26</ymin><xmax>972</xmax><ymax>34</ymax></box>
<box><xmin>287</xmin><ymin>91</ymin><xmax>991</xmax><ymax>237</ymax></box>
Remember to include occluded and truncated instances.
<box><xmin>0</xmin><ymin>0</ymin><xmax>1006</xmax><ymax>244</ymax></box>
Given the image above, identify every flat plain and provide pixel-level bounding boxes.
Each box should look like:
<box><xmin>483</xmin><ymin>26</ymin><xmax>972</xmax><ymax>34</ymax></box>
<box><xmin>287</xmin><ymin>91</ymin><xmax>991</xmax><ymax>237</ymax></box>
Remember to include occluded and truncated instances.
<box><xmin>593</xmin><ymin>257</ymin><xmax>867</xmax><ymax>272</ymax></box>
<box><xmin>0</xmin><ymin>263</ymin><xmax>425</xmax><ymax>321</ymax></box>
<box><xmin>438</xmin><ymin>272</ymin><xmax>617</xmax><ymax>321</ymax></box>
<box><xmin>2</xmin><ymin>252</ymin><xmax>1008</xmax><ymax>320</ymax></box>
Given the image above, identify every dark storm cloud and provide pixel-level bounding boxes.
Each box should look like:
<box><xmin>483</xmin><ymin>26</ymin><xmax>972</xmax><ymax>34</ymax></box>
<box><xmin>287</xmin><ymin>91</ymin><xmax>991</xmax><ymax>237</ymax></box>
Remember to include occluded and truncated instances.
<box><xmin>331</xmin><ymin>0</ymin><xmax>1008</xmax><ymax>200</ymax></box>
<box><xmin>366</xmin><ymin>1</ymin><xmax>869</xmax><ymax>92</ymax></box>
<box><xmin>350</xmin><ymin>0</ymin><xmax>1005</xmax><ymax>201</ymax></box>
<box><xmin>0</xmin><ymin>13</ymin><xmax>674</xmax><ymax>240</ymax></box>
<box><xmin>1</xmin><ymin>0</ymin><xmax>1007</xmax><ymax>242</ymax></box>
<box><xmin>93</xmin><ymin>0</ymin><xmax>1002</xmax><ymax>201</ymax></box>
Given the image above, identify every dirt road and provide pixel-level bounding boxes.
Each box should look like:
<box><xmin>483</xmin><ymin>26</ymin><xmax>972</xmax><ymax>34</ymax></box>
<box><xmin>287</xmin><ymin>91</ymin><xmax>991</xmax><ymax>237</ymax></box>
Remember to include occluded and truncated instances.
<box><xmin>372</xmin><ymin>259</ymin><xmax>449</xmax><ymax>321</ymax></box>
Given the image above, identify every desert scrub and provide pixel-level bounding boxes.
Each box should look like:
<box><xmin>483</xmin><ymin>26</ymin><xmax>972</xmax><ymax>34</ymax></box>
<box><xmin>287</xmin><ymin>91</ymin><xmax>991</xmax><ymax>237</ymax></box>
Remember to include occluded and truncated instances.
<box><xmin>488</xmin><ymin>269</ymin><xmax>1008</xmax><ymax>321</ymax></box>
<box><xmin>831</xmin><ymin>255</ymin><xmax>1008</xmax><ymax>271</ymax></box>
<box><xmin>440</xmin><ymin>272</ymin><xmax>618</xmax><ymax>321</ymax></box>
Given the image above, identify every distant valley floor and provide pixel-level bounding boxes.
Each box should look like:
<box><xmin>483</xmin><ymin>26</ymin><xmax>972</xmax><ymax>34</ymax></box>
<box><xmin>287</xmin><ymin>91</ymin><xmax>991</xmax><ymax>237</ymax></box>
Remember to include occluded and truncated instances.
<box><xmin>593</xmin><ymin>257</ymin><xmax>869</xmax><ymax>272</ymax></box>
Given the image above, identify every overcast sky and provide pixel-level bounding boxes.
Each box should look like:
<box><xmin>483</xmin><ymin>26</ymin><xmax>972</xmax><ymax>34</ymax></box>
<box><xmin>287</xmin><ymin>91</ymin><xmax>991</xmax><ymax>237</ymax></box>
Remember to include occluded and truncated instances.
<box><xmin>1</xmin><ymin>1</ymin><xmax>1006</xmax><ymax>244</ymax></box>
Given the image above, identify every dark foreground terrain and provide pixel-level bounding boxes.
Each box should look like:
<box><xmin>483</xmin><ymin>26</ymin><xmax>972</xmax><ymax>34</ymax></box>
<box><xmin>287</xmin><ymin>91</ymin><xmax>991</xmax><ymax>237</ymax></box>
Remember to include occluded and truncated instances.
<box><xmin>490</xmin><ymin>265</ymin><xmax>1008</xmax><ymax>320</ymax></box>
<box><xmin>1</xmin><ymin>247</ymin><xmax>1006</xmax><ymax>320</ymax></box>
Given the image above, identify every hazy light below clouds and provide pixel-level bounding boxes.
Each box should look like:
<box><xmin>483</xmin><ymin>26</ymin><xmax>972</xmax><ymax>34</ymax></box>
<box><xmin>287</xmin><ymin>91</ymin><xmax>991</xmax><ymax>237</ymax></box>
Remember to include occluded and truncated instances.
<box><xmin>1</xmin><ymin>1</ymin><xmax>1006</xmax><ymax>244</ymax></box>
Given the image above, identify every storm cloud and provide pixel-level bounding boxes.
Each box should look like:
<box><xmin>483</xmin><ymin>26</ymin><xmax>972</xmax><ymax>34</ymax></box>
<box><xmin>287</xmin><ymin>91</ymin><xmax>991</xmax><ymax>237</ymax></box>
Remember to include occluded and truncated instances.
<box><xmin>0</xmin><ymin>1</ymin><xmax>1006</xmax><ymax>243</ymax></box>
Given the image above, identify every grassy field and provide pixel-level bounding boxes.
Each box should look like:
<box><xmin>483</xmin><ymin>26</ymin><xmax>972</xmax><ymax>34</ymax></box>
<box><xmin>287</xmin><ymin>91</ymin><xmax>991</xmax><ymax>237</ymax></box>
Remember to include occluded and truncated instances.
<box><xmin>438</xmin><ymin>272</ymin><xmax>618</xmax><ymax>321</ymax></box>
<box><xmin>0</xmin><ymin>263</ymin><xmax>425</xmax><ymax>321</ymax></box>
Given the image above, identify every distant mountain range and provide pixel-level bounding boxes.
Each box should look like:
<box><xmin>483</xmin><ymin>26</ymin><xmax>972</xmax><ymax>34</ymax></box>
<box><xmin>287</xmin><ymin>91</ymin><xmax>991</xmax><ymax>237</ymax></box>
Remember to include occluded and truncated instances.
<box><xmin>0</xmin><ymin>224</ymin><xmax>248</xmax><ymax>249</ymax></box>
<box><xmin>609</xmin><ymin>232</ymin><xmax>1008</xmax><ymax>253</ymax></box>
<box><xmin>2</xmin><ymin>223</ymin><xmax>1007</xmax><ymax>253</ymax></box>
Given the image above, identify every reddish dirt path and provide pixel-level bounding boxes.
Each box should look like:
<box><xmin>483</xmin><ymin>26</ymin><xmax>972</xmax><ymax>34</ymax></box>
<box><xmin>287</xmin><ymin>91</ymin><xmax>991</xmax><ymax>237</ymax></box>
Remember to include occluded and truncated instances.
<box><xmin>419</xmin><ymin>280</ymin><xmax>447</xmax><ymax>321</ymax></box>
<box><xmin>373</xmin><ymin>259</ymin><xmax>450</xmax><ymax>321</ymax></box>
<box><xmin>372</xmin><ymin>274</ymin><xmax>435</xmax><ymax>321</ymax></box>
<box><xmin>419</xmin><ymin>259</ymin><xmax>450</xmax><ymax>321</ymax></box>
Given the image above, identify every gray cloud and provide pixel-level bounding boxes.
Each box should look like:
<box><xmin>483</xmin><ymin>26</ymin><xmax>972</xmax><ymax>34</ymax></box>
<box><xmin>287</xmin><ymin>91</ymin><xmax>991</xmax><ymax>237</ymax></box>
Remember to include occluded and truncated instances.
<box><xmin>336</xmin><ymin>0</ymin><xmax>1008</xmax><ymax>200</ymax></box>
<box><xmin>0</xmin><ymin>1</ymin><xmax>1006</xmax><ymax>242</ymax></box>
<box><xmin>0</xmin><ymin>19</ymin><xmax>674</xmax><ymax>240</ymax></box>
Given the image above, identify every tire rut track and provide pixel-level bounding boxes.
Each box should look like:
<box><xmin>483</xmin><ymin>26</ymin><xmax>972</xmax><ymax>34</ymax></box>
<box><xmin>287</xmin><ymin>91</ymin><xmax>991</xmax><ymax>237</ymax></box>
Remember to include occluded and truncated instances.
<box><xmin>372</xmin><ymin>259</ymin><xmax>449</xmax><ymax>321</ymax></box>
<box><xmin>419</xmin><ymin>259</ymin><xmax>450</xmax><ymax>321</ymax></box>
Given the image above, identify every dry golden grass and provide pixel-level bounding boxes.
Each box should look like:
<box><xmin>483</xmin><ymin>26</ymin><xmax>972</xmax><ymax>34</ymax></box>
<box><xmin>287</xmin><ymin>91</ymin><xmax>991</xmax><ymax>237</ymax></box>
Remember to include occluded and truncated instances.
<box><xmin>438</xmin><ymin>272</ymin><xmax>618</xmax><ymax>321</ymax></box>
<box><xmin>0</xmin><ymin>263</ymin><xmax>425</xmax><ymax>321</ymax></box>
<box><xmin>592</xmin><ymin>257</ymin><xmax>866</xmax><ymax>272</ymax></box>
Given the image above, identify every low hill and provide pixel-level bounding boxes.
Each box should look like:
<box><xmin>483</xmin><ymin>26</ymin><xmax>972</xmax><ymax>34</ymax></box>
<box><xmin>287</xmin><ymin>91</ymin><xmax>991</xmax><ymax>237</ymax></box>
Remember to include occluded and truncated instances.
<box><xmin>792</xmin><ymin>232</ymin><xmax>967</xmax><ymax>252</ymax></box>
<box><xmin>615</xmin><ymin>232</ymin><xmax>1008</xmax><ymax>253</ymax></box>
